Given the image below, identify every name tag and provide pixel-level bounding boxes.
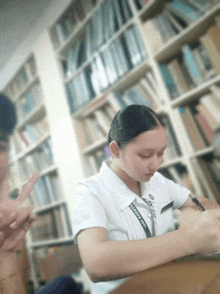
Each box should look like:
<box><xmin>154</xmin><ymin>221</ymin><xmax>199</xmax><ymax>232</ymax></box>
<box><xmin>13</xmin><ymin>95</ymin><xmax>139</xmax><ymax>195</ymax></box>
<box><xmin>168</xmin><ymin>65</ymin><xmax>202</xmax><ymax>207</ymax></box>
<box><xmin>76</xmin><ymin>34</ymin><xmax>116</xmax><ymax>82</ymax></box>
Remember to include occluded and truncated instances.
<box><xmin>161</xmin><ymin>201</ymin><xmax>174</xmax><ymax>214</ymax></box>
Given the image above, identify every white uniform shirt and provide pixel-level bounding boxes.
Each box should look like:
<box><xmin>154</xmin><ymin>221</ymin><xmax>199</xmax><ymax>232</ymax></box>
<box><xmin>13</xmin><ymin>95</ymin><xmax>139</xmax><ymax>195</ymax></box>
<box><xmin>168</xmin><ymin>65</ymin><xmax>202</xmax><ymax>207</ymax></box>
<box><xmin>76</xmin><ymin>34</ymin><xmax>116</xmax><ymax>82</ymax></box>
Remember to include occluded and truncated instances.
<box><xmin>72</xmin><ymin>159</ymin><xmax>190</xmax><ymax>293</ymax></box>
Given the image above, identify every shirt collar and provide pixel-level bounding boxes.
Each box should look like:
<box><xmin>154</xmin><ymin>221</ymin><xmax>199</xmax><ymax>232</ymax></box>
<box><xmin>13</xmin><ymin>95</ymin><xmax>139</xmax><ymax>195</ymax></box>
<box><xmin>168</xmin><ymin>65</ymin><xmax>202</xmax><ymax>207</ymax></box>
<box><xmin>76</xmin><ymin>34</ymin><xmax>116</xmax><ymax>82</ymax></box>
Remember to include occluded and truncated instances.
<box><xmin>99</xmin><ymin>159</ymin><xmax>145</xmax><ymax>210</ymax></box>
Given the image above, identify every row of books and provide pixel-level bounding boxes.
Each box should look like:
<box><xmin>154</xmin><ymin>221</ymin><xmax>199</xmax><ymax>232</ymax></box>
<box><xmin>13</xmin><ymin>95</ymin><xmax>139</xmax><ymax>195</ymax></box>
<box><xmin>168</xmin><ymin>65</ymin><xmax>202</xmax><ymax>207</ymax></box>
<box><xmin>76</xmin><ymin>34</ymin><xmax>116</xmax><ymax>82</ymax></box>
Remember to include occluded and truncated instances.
<box><xmin>143</xmin><ymin>0</ymin><xmax>219</xmax><ymax>53</ymax></box>
<box><xmin>52</xmin><ymin>0</ymin><xmax>97</xmax><ymax>49</ymax></box>
<box><xmin>179</xmin><ymin>85</ymin><xmax>220</xmax><ymax>151</ymax></box>
<box><xmin>65</xmin><ymin>22</ymin><xmax>146</xmax><ymax>78</ymax></box>
<box><xmin>16</xmin><ymin>81</ymin><xmax>44</xmax><ymax>123</ymax></box>
<box><xmin>15</xmin><ymin>138</ymin><xmax>53</xmax><ymax>183</ymax></box>
<box><xmin>30</xmin><ymin>204</ymin><xmax>72</xmax><ymax>242</ymax></box>
<box><xmin>4</xmin><ymin>56</ymin><xmax>36</xmax><ymax>99</ymax></box>
<box><xmin>159</xmin><ymin>36</ymin><xmax>218</xmax><ymax>100</ymax></box>
<box><xmin>193</xmin><ymin>154</ymin><xmax>220</xmax><ymax>203</ymax></box>
<box><xmin>74</xmin><ymin>73</ymin><xmax>159</xmax><ymax>149</ymax></box>
<box><xmin>65</xmin><ymin>26</ymin><xmax>147</xmax><ymax>112</ymax></box>
<box><xmin>84</xmin><ymin>144</ymin><xmax>109</xmax><ymax>176</ymax></box>
<box><xmin>54</xmin><ymin>0</ymin><xmax>133</xmax><ymax>51</ymax></box>
<box><xmin>9</xmin><ymin>116</ymin><xmax>50</xmax><ymax>158</ymax></box>
<box><xmin>159</xmin><ymin>163</ymin><xmax>196</xmax><ymax>195</ymax></box>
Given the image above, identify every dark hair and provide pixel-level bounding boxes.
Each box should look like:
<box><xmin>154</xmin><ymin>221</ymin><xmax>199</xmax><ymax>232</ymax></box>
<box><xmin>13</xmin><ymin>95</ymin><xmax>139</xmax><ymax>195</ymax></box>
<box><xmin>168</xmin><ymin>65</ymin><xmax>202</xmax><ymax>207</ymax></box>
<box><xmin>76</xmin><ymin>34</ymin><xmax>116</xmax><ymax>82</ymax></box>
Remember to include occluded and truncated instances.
<box><xmin>0</xmin><ymin>93</ymin><xmax>17</xmax><ymax>141</ymax></box>
<box><xmin>108</xmin><ymin>105</ymin><xmax>163</xmax><ymax>148</ymax></box>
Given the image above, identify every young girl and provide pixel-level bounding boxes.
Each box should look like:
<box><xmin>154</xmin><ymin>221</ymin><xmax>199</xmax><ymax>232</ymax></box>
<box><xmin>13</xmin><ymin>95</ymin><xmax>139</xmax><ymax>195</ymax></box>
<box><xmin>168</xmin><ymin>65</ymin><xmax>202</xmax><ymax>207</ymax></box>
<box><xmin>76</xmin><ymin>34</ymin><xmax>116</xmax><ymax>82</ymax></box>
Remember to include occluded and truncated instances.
<box><xmin>72</xmin><ymin>105</ymin><xmax>220</xmax><ymax>294</ymax></box>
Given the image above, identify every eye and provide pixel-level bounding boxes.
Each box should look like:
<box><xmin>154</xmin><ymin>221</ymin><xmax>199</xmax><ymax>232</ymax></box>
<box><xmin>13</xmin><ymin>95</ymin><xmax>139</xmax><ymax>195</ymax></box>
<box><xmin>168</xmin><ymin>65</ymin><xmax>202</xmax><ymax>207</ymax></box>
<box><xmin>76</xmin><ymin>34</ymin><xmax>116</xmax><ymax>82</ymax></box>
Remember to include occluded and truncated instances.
<box><xmin>139</xmin><ymin>154</ymin><xmax>151</xmax><ymax>159</ymax></box>
<box><xmin>158</xmin><ymin>152</ymin><xmax>164</xmax><ymax>157</ymax></box>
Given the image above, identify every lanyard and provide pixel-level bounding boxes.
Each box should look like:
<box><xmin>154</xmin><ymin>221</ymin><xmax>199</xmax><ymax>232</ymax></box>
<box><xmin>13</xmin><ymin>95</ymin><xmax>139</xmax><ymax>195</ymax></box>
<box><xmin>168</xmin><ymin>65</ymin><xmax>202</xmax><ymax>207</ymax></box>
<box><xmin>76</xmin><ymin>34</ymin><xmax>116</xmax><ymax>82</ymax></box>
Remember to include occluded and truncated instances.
<box><xmin>129</xmin><ymin>200</ymin><xmax>155</xmax><ymax>238</ymax></box>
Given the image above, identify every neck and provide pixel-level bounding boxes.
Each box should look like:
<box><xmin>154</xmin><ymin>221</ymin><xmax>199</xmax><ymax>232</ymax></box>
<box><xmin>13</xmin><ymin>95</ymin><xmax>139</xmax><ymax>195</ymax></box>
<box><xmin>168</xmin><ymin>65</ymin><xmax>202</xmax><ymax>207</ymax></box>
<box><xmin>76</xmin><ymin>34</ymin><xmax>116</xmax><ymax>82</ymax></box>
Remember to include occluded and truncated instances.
<box><xmin>110</xmin><ymin>160</ymin><xmax>141</xmax><ymax>197</ymax></box>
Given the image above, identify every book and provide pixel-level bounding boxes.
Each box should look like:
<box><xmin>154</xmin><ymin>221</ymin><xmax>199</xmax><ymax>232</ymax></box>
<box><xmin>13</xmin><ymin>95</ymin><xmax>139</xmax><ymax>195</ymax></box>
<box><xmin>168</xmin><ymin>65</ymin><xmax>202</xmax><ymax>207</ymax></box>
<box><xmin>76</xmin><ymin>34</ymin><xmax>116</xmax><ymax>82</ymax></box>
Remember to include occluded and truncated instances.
<box><xmin>194</xmin><ymin>111</ymin><xmax>214</xmax><ymax>145</ymax></box>
<box><xmin>167</xmin><ymin>0</ymin><xmax>202</xmax><ymax>24</ymax></box>
<box><xmin>178</xmin><ymin>106</ymin><xmax>207</xmax><ymax>151</ymax></box>
<box><xmin>66</xmin><ymin>42</ymin><xmax>81</xmax><ymax>78</ymax></box>
<box><xmin>167</xmin><ymin>58</ymin><xmax>190</xmax><ymax>94</ymax></box>
<box><xmin>123</xmin><ymin>28</ymin><xmax>142</xmax><ymax>67</ymax></box>
<box><xmin>159</xmin><ymin>63</ymin><xmax>179</xmax><ymax>99</ymax></box>
<box><xmin>74</xmin><ymin>119</ymin><xmax>90</xmax><ymax>149</ymax></box>
<box><xmin>161</xmin><ymin>116</ymin><xmax>182</xmax><ymax>160</ymax></box>
<box><xmin>199</xmin><ymin>95</ymin><xmax>220</xmax><ymax>128</ymax></box>
<box><xmin>191</xmin><ymin>44</ymin><xmax>213</xmax><ymax>80</ymax></box>
<box><xmin>123</xmin><ymin>85</ymin><xmax>150</xmax><ymax>108</ymax></box>
<box><xmin>107</xmin><ymin>91</ymin><xmax>127</xmax><ymax>111</ymax></box>
<box><xmin>109</xmin><ymin>41</ymin><xmax>125</xmax><ymax>78</ymax></box>
<box><xmin>93</xmin><ymin>108</ymin><xmax>112</xmax><ymax>135</ymax></box>
<box><xmin>95</xmin><ymin>54</ymin><xmax>109</xmax><ymax>90</ymax></box>
<box><xmin>200</xmin><ymin>25</ymin><xmax>220</xmax><ymax>75</ymax></box>
<box><xmin>154</xmin><ymin>13</ymin><xmax>175</xmax><ymax>42</ymax></box>
<box><xmin>112</xmin><ymin>0</ymin><xmax>124</xmax><ymax>29</ymax></box>
<box><xmin>114</xmin><ymin>37</ymin><xmax>130</xmax><ymax>74</ymax></box>
<box><xmin>44</xmin><ymin>173</ymin><xmax>62</xmax><ymax>202</ymax></box>
<box><xmin>181</xmin><ymin>44</ymin><xmax>203</xmax><ymax>85</ymax></box>
<box><xmin>197</xmin><ymin>156</ymin><xmax>220</xmax><ymax>202</ymax></box>
<box><xmin>142</xmin><ymin>18</ymin><xmax>164</xmax><ymax>52</ymax></box>
<box><xmin>101</xmin><ymin>46</ymin><xmax>118</xmax><ymax>85</ymax></box>
<box><xmin>132</xmin><ymin>26</ymin><xmax>147</xmax><ymax>60</ymax></box>
<box><xmin>33</xmin><ymin>176</ymin><xmax>51</xmax><ymax>206</ymax></box>
<box><xmin>87</xmin><ymin>154</ymin><xmax>99</xmax><ymax>174</ymax></box>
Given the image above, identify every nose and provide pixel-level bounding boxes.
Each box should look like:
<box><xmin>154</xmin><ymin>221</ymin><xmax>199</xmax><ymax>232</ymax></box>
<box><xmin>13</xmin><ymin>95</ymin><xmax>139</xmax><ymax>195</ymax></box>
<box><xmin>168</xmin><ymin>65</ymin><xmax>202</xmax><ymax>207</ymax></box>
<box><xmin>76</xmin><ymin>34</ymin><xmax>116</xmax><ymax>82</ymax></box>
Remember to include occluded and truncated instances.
<box><xmin>148</xmin><ymin>155</ymin><xmax>162</xmax><ymax>172</ymax></box>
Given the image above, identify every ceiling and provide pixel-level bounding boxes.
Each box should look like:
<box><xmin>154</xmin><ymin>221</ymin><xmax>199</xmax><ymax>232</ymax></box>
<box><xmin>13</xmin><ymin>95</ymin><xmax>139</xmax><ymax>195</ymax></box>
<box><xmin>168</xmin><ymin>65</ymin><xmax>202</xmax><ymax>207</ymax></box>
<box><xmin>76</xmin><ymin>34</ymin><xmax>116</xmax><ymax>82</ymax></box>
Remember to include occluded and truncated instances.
<box><xmin>0</xmin><ymin>0</ymin><xmax>53</xmax><ymax>72</ymax></box>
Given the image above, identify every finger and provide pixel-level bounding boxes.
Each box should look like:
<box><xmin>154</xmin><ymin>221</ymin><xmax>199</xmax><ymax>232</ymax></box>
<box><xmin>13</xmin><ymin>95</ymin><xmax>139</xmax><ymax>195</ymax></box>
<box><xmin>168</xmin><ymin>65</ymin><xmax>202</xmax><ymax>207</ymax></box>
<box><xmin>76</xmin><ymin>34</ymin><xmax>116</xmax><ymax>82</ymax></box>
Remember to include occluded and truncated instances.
<box><xmin>16</xmin><ymin>173</ymin><xmax>40</xmax><ymax>205</ymax></box>
<box><xmin>0</xmin><ymin>172</ymin><xmax>9</xmax><ymax>201</ymax></box>
<box><xmin>22</xmin><ymin>218</ymin><xmax>35</xmax><ymax>233</ymax></box>
<box><xmin>9</xmin><ymin>207</ymin><xmax>32</xmax><ymax>230</ymax></box>
<box><xmin>0</xmin><ymin>231</ymin><xmax>4</xmax><ymax>246</ymax></box>
<box><xmin>0</xmin><ymin>212</ymin><xmax>17</xmax><ymax>228</ymax></box>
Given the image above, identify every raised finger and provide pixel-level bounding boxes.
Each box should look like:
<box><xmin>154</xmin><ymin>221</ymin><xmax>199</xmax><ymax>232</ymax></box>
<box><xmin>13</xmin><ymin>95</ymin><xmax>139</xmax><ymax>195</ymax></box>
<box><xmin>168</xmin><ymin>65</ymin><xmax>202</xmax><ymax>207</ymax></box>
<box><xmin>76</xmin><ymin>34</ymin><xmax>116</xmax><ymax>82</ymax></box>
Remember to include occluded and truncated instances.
<box><xmin>0</xmin><ymin>211</ymin><xmax>17</xmax><ymax>229</ymax></box>
<box><xmin>9</xmin><ymin>207</ymin><xmax>32</xmax><ymax>230</ymax></box>
<box><xmin>0</xmin><ymin>172</ymin><xmax>9</xmax><ymax>201</ymax></box>
<box><xmin>16</xmin><ymin>173</ymin><xmax>40</xmax><ymax>205</ymax></box>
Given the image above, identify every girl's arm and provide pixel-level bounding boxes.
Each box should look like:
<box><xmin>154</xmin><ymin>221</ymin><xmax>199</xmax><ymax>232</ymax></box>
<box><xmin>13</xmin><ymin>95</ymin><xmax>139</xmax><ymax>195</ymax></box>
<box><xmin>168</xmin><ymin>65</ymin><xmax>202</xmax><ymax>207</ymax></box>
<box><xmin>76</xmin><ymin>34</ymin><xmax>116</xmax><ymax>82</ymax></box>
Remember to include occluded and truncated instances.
<box><xmin>77</xmin><ymin>208</ymin><xmax>220</xmax><ymax>283</ymax></box>
<box><xmin>181</xmin><ymin>195</ymin><xmax>220</xmax><ymax>210</ymax></box>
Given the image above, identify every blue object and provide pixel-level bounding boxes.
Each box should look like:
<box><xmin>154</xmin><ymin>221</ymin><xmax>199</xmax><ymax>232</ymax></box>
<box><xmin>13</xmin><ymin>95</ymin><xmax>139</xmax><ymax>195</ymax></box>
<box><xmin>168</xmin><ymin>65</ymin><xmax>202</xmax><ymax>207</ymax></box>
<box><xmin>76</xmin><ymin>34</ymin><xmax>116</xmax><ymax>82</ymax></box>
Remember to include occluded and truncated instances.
<box><xmin>36</xmin><ymin>276</ymin><xmax>82</xmax><ymax>294</ymax></box>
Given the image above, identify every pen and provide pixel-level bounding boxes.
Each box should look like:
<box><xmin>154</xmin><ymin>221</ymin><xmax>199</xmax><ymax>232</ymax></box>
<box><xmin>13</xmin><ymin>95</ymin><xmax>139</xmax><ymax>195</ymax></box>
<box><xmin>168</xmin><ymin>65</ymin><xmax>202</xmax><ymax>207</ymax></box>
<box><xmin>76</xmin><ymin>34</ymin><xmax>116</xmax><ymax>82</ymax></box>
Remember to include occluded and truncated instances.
<box><xmin>188</xmin><ymin>193</ymin><xmax>206</xmax><ymax>211</ymax></box>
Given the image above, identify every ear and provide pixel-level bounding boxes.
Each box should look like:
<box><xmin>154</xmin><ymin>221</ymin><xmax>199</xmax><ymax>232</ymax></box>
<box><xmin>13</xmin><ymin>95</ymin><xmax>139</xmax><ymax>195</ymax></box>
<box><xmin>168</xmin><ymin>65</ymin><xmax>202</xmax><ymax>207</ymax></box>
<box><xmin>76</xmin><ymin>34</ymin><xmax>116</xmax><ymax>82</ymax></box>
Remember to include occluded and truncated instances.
<box><xmin>109</xmin><ymin>141</ymin><xmax>121</xmax><ymax>159</ymax></box>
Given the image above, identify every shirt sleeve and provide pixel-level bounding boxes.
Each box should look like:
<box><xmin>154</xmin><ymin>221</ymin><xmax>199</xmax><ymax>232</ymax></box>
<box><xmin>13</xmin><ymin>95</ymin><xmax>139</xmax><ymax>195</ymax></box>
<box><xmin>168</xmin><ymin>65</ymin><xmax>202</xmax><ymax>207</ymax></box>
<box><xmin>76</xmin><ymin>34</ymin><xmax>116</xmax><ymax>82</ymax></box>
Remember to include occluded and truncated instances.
<box><xmin>160</xmin><ymin>174</ymin><xmax>191</xmax><ymax>209</ymax></box>
<box><xmin>72</xmin><ymin>182</ymin><xmax>108</xmax><ymax>243</ymax></box>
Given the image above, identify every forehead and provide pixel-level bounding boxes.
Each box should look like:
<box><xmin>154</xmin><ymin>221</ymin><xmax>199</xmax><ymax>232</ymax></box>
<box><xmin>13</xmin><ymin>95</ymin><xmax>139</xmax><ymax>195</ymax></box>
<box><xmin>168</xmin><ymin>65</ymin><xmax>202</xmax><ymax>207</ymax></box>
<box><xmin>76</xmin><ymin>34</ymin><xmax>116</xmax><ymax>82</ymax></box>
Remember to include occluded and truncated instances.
<box><xmin>128</xmin><ymin>127</ymin><xmax>167</xmax><ymax>150</ymax></box>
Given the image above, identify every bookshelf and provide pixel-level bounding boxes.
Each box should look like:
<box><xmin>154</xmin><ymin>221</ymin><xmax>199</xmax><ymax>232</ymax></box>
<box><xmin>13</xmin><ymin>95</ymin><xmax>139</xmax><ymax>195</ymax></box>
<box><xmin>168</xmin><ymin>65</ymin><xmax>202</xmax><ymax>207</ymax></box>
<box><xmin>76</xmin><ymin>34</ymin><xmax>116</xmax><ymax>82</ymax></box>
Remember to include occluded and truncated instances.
<box><xmin>48</xmin><ymin>0</ymin><xmax>220</xmax><ymax>202</ymax></box>
<box><xmin>4</xmin><ymin>53</ymin><xmax>83</xmax><ymax>290</ymax></box>
<box><xmin>1</xmin><ymin>0</ymin><xmax>220</xmax><ymax>292</ymax></box>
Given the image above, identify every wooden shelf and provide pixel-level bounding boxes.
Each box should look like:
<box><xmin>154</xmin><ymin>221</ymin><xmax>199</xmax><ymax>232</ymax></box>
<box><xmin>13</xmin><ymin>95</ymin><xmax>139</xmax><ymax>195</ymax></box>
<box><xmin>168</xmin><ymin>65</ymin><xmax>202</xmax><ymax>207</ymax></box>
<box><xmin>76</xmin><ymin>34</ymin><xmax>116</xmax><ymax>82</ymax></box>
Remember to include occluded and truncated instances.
<box><xmin>10</xmin><ymin>132</ymin><xmax>50</xmax><ymax>163</ymax></box>
<box><xmin>190</xmin><ymin>146</ymin><xmax>214</xmax><ymax>158</ymax></box>
<box><xmin>16</xmin><ymin>102</ymin><xmax>46</xmax><ymax>130</ymax></box>
<box><xmin>155</xmin><ymin>4</ymin><xmax>220</xmax><ymax>63</ymax></box>
<box><xmin>34</xmin><ymin>199</ymin><xmax>66</xmax><ymax>214</ymax></box>
<box><xmin>160</xmin><ymin>156</ymin><xmax>184</xmax><ymax>169</ymax></box>
<box><xmin>171</xmin><ymin>76</ymin><xmax>220</xmax><ymax>108</ymax></box>
<box><xmin>82</xmin><ymin>137</ymin><xmax>108</xmax><ymax>155</ymax></box>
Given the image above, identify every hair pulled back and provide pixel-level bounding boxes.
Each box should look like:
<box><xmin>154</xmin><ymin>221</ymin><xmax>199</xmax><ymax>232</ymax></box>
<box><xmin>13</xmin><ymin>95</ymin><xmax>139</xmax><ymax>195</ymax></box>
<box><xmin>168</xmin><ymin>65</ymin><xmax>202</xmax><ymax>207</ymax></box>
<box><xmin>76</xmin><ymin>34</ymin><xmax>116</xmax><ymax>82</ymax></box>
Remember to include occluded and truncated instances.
<box><xmin>108</xmin><ymin>105</ymin><xmax>162</xmax><ymax>148</ymax></box>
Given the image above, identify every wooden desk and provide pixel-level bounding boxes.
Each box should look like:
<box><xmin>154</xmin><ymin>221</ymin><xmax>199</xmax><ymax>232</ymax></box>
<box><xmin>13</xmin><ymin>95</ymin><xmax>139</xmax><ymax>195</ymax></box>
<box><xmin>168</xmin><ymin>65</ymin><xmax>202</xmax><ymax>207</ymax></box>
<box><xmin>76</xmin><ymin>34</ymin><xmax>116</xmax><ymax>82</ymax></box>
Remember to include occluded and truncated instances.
<box><xmin>110</xmin><ymin>259</ymin><xmax>220</xmax><ymax>294</ymax></box>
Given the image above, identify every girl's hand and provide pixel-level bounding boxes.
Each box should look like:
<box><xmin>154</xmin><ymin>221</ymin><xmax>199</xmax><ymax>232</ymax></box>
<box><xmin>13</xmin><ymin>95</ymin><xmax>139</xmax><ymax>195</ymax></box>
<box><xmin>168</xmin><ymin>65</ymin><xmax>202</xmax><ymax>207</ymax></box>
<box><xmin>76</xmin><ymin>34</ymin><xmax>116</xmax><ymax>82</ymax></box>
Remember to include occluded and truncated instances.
<box><xmin>178</xmin><ymin>208</ymin><xmax>220</xmax><ymax>254</ymax></box>
<box><xmin>0</xmin><ymin>173</ymin><xmax>40</xmax><ymax>256</ymax></box>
